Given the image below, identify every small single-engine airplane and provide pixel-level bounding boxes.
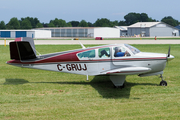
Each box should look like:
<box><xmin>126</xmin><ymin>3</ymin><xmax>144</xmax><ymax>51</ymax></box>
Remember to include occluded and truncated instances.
<box><xmin>7</xmin><ymin>37</ymin><xmax>174</xmax><ymax>88</ymax></box>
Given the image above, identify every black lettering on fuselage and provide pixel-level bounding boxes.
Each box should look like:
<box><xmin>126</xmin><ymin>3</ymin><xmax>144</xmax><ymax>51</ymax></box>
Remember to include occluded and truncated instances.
<box><xmin>57</xmin><ymin>64</ymin><xmax>87</xmax><ymax>71</ymax></box>
<box><xmin>71</xmin><ymin>64</ymin><xmax>77</xmax><ymax>71</ymax></box>
<box><xmin>57</xmin><ymin>64</ymin><xmax>63</xmax><ymax>71</ymax></box>
<box><xmin>66</xmin><ymin>64</ymin><xmax>71</xmax><ymax>71</ymax></box>
<box><xmin>77</xmin><ymin>64</ymin><xmax>82</xmax><ymax>71</ymax></box>
<box><xmin>83</xmin><ymin>64</ymin><xmax>87</xmax><ymax>71</ymax></box>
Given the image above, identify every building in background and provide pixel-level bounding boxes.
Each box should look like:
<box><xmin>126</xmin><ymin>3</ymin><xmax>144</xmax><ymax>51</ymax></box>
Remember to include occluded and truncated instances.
<box><xmin>37</xmin><ymin>27</ymin><xmax>92</xmax><ymax>37</ymax></box>
<box><xmin>175</xmin><ymin>25</ymin><xmax>180</xmax><ymax>36</ymax></box>
<box><xmin>0</xmin><ymin>30</ymin><xmax>51</xmax><ymax>38</ymax></box>
<box><xmin>1</xmin><ymin>22</ymin><xmax>179</xmax><ymax>38</ymax></box>
<box><xmin>114</xmin><ymin>26</ymin><xmax>128</xmax><ymax>37</ymax></box>
<box><xmin>93</xmin><ymin>27</ymin><xmax>120</xmax><ymax>38</ymax></box>
<box><xmin>128</xmin><ymin>22</ymin><xmax>179</xmax><ymax>37</ymax></box>
<box><xmin>36</xmin><ymin>27</ymin><xmax>120</xmax><ymax>38</ymax></box>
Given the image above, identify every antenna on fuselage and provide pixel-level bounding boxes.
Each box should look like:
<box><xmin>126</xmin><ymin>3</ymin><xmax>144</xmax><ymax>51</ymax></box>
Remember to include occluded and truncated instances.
<box><xmin>79</xmin><ymin>41</ymin><xmax>86</xmax><ymax>49</ymax></box>
<box><xmin>32</xmin><ymin>46</ymin><xmax>41</xmax><ymax>56</ymax></box>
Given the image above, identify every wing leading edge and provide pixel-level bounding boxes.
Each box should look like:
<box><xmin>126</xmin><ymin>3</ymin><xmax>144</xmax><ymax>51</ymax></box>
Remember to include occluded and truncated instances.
<box><xmin>101</xmin><ymin>67</ymin><xmax>151</xmax><ymax>75</ymax></box>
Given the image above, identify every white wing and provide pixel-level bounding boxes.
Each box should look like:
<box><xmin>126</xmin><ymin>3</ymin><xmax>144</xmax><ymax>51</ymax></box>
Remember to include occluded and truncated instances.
<box><xmin>100</xmin><ymin>67</ymin><xmax>151</xmax><ymax>75</ymax></box>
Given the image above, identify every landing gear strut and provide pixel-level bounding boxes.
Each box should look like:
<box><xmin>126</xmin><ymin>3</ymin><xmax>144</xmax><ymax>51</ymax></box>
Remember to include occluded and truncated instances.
<box><xmin>160</xmin><ymin>74</ymin><xmax>167</xmax><ymax>86</ymax></box>
<box><xmin>109</xmin><ymin>75</ymin><xmax>126</xmax><ymax>89</ymax></box>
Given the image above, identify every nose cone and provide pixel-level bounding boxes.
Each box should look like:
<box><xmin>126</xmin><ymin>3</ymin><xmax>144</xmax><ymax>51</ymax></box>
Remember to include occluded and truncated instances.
<box><xmin>167</xmin><ymin>55</ymin><xmax>174</xmax><ymax>61</ymax></box>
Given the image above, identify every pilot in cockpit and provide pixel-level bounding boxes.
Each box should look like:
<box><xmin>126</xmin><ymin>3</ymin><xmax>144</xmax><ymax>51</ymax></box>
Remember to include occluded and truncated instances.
<box><xmin>114</xmin><ymin>47</ymin><xmax>128</xmax><ymax>57</ymax></box>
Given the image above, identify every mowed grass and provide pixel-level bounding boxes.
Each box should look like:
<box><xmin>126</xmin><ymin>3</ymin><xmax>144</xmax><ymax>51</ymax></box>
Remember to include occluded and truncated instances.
<box><xmin>0</xmin><ymin>44</ymin><xmax>180</xmax><ymax>120</ymax></box>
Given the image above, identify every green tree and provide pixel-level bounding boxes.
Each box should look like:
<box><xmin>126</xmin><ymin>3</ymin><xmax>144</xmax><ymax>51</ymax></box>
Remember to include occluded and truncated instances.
<box><xmin>34</xmin><ymin>18</ymin><xmax>41</xmax><ymax>27</ymax></box>
<box><xmin>148</xmin><ymin>17</ymin><xmax>158</xmax><ymax>22</ymax></box>
<box><xmin>48</xmin><ymin>22</ymin><xmax>55</xmax><ymax>27</ymax></box>
<box><xmin>69</xmin><ymin>21</ymin><xmax>79</xmax><ymax>27</ymax></box>
<box><xmin>49</xmin><ymin>18</ymin><xmax>67</xmax><ymax>27</ymax></box>
<box><xmin>49</xmin><ymin>18</ymin><xmax>59</xmax><ymax>27</ymax></box>
<box><xmin>87</xmin><ymin>22</ymin><xmax>93</xmax><ymax>27</ymax></box>
<box><xmin>57</xmin><ymin>19</ymin><xmax>67</xmax><ymax>27</ymax></box>
<box><xmin>124</xmin><ymin>12</ymin><xmax>139</xmax><ymax>25</ymax></box>
<box><xmin>111</xmin><ymin>20</ymin><xmax>119</xmax><ymax>26</ymax></box>
<box><xmin>161</xmin><ymin>16</ymin><xmax>179</xmax><ymax>26</ymax></box>
<box><xmin>94</xmin><ymin>18</ymin><xmax>112</xmax><ymax>27</ymax></box>
<box><xmin>20</xmin><ymin>17</ymin><xmax>41</xmax><ymax>28</ymax></box>
<box><xmin>0</xmin><ymin>21</ymin><xmax>6</xmax><ymax>29</ymax></box>
<box><xmin>78</xmin><ymin>20</ymin><xmax>88</xmax><ymax>27</ymax></box>
<box><xmin>21</xmin><ymin>19</ymin><xmax>32</xmax><ymax>29</ymax></box>
<box><xmin>27</xmin><ymin>17</ymin><xmax>40</xmax><ymax>28</ymax></box>
<box><xmin>41</xmin><ymin>23</ymin><xmax>48</xmax><ymax>27</ymax></box>
<box><xmin>7</xmin><ymin>17</ymin><xmax>20</xmax><ymax>29</ymax></box>
<box><xmin>36</xmin><ymin>23</ymin><xmax>43</xmax><ymax>28</ymax></box>
<box><xmin>124</xmin><ymin>12</ymin><xmax>157</xmax><ymax>25</ymax></box>
<box><xmin>66</xmin><ymin>22</ymin><xmax>72</xmax><ymax>27</ymax></box>
<box><xmin>118</xmin><ymin>21</ymin><xmax>127</xmax><ymax>26</ymax></box>
<box><xmin>140</xmin><ymin>13</ymin><xmax>149</xmax><ymax>22</ymax></box>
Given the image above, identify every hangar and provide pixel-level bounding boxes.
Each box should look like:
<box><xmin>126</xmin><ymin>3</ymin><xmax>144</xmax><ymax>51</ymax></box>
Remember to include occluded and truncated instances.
<box><xmin>175</xmin><ymin>25</ymin><xmax>180</xmax><ymax>35</ymax></box>
<box><xmin>114</xmin><ymin>26</ymin><xmax>128</xmax><ymax>37</ymax></box>
<box><xmin>0</xmin><ymin>30</ymin><xmax>51</xmax><ymax>38</ymax></box>
<box><xmin>94</xmin><ymin>27</ymin><xmax>120</xmax><ymax>38</ymax></box>
<box><xmin>128</xmin><ymin>22</ymin><xmax>179</xmax><ymax>37</ymax></box>
<box><xmin>37</xmin><ymin>27</ymin><xmax>120</xmax><ymax>38</ymax></box>
<box><xmin>2</xmin><ymin>22</ymin><xmax>176</xmax><ymax>39</ymax></box>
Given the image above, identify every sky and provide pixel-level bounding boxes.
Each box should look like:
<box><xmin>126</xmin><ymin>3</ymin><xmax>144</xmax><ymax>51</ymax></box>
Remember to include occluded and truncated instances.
<box><xmin>0</xmin><ymin>0</ymin><xmax>180</xmax><ymax>24</ymax></box>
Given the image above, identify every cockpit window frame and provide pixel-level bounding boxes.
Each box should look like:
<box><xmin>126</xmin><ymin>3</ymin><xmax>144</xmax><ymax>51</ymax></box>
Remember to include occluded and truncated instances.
<box><xmin>124</xmin><ymin>44</ymin><xmax>141</xmax><ymax>54</ymax></box>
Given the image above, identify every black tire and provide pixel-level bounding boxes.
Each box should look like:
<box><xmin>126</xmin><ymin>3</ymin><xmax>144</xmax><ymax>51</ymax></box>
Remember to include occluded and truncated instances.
<box><xmin>121</xmin><ymin>83</ymin><xmax>125</xmax><ymax>88</ymax></box>
<box><xmin>113</xmin><ymin>83</ymin><xmax>125</xmax><ymax>89</ymax></box>
<box><xmin>160</xmin><ymin>80</ymin><xmax>167</xmax><ymax>86</ymax></box>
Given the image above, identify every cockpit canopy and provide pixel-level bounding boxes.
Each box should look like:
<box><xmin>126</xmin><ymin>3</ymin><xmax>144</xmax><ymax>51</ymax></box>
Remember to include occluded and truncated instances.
<box><xmin>77</xmin><ymin>44</ymin><xmax>141</xmax><ymax>60</ymax></box>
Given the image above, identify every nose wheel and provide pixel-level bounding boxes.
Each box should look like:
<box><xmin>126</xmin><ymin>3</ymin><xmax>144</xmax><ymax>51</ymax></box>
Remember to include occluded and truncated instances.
<box><xmin>160</xmin><ymin>74</ymin><xmax>167</xmax><ymax>86</ymax></box>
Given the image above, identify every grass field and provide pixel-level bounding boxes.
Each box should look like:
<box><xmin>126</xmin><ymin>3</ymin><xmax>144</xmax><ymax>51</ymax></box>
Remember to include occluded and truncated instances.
<box><xmin>0</xmin><ymin>44</ymin><xmax>180</xmax><ymax>119</ymax></box>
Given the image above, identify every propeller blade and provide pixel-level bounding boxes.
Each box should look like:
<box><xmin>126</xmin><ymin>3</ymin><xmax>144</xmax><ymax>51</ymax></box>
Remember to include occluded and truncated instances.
<box><xmin>167</xmin><ymin>46</ymin><xmax>171</xmax><ymax>57</ymax></box>
<box><xmin>166</xmin><ymin>46</ymin><xmax>171</xmax><ymax>65</ymax></box>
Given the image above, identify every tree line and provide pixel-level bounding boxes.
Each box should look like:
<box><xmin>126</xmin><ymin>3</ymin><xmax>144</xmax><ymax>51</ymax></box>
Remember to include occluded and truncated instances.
<box><xmin>0</xmin><ymin>12</ymin><xmax>179</xmax><ymax>29</ymax></box>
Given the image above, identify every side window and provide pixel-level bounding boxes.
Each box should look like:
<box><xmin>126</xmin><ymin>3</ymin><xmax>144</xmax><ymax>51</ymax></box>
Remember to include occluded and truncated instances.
<box><xmin>113</xmin><ymin>46</ymin><xmax>131</xmax><ymax>57</ymax></box>
<box><xmin>77</xmin><ymin>50</ymin><xmax>95</xmax><ymax>59</ymax></box>
<box><xmin>98</xmin><ymin>48</ymin><xmax>110</xmax><ymax>58</ymax></box>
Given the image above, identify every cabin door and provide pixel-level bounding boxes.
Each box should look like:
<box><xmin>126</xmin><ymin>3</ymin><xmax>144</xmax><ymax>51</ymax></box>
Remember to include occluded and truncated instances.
<box><xmin>111</xmin><ymin>46</ymin><xmax>131</xmax><ymax>66</ymax></box>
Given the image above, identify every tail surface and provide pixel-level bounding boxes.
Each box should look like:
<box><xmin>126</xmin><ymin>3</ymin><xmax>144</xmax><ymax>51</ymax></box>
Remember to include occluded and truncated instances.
<box><xmin>9</xmin><ymin>37</ymin><xmax>37</xmax><ymax>60</ymax></box>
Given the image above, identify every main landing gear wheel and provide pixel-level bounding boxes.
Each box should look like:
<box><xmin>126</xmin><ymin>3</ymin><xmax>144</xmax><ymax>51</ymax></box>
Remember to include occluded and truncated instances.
<box><xmin>159</xmin><ymin>74</ymin><xmax>167</xmax><ymax>86</ymax></box>
<box><xmin>113</xmin><ymin>83</ymin><xmax>125</xmax><ymax>89</ymax></box>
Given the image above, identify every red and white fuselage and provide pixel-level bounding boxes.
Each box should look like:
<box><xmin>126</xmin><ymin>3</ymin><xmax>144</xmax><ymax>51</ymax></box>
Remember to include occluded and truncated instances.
<box><xmin>6</xmin><ymin>38</ymin><xmax>174</xmax><ymax>87</ymax></box>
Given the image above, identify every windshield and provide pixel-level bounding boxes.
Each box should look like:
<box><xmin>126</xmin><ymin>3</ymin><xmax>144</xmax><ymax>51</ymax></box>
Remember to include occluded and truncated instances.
<box><xmin>125</xmin><ymin>44</ymin><xmax>140</xmax><ymax>54</ymax></box>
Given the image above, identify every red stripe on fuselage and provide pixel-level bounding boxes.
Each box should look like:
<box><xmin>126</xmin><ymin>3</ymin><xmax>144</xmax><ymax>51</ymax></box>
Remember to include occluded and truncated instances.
<box><xmin>7</xmin><ymin>56</ymin><xmax>167</xmax><ymax>65</ymax></box>
<box><xmin>6</xmin><ymin>44</ymin><xmax>121</xmax><ymax>64</ymax></box>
